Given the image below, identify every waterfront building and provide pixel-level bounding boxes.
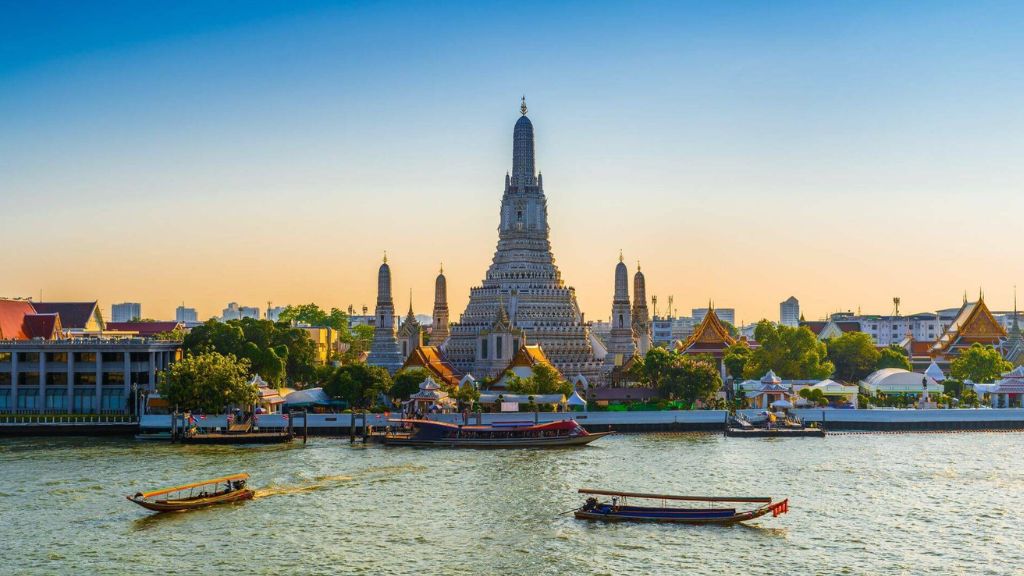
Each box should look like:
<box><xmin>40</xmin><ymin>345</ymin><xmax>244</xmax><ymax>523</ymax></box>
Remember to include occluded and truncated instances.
<box><xmin>651</xmin><ymin>315</ymin><xmax>694</xmax><ymax>347</ymax></box>
<box><xmin>444</xmin><ymin>100</ymin><xmax>603</xmax><ymax>382</ymax></box>
<box><xmin>401</xmin><ymin>346</ymin><xmax>460</xmax><ymax>388</ymax></box>
<box><xmin>32</xmin><ymin>301</ymin><xmax>105</xmax><ymax>335</ymax></box>
<box><xmin>0</xmin><ymin>299</ymin><xmax>62</xmax><ymax>340</ymax></box>
<box><xmin>404</xmin><ymin>377</ymin><xmax>455</xmax><ymax>414</ymax></box>
<box><xmin>743</xmin><ymin>370</ymin><xmax>793</xmax><ymax>410</ymax></box>
<box><xmin>929</xmin><ymin>297</ymin><xmax>1006</xmax><ymax>365</ymax></box>
<box><xmin>221</xmin><ymin>302</ymin><xmax>260</xmax><ymax>321</ymax></box>
<box><xmin>797</xmin><ymin>379</ymin><xmax>859</xmax><ymax>408</ymax></box>
<box><xmin>632</xmin><ymin>263</ymin><xmax>652</xmax><ymax>356</ymax></box>
<box><xmin>432</xmin><ymin>265</ymin><xmax>450</xmax><ymax>346</ymax></box>
<box><xmin>111</xmin><ymin>302</ymin><xmax>141</xmax><ymax>323</ymax></box>
<box><xmin>974</xmin><ymin>366</ymin><xmax>1024</xmax><ymax>408</ymax></box>
<box><xmin>175</xmin><ymin>306</ymin><xmax>199</xmax><ymax>324</ymax></box>
<box><xmin>676</xmin><ymin>305</ymin><xmax>737</xmax><ymax>380</ymax></box>
<box><xmin>860</xmin><ymin>368</ymin><xmax>940</xmax><ymax>402</ymax></box>
<box><xmin>366</xmin><ymin>256</ymin><xmax>404</xmax><ymax>374</ymax></box>
<box><xmin>692</xmin><ymin>307</ymin><xmax>735</xmax><ymax>326</ymax></box>
<box><xmin>780</xmin><ymin>297</ymin><xmax>799</xmax><ymax>328</ymax></box>
<box><xmin>604</xmin><ymin>254</ymin><xmax>636</xmax><ymax>370</ymax></box>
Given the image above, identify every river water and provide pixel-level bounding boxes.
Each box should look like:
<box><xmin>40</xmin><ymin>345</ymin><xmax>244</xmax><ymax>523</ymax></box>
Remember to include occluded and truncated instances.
<box><xmin>1</xmin><ymin>432</ymin><xmax>1022</xmax><ymax>575</ymax></box>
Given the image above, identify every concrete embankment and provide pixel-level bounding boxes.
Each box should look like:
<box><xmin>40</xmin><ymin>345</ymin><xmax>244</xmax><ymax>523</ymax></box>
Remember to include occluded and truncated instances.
<box><xmin>5</xmin><ymin>409</ymin><xmax>1024</xmax><ymax>436</ymax></box>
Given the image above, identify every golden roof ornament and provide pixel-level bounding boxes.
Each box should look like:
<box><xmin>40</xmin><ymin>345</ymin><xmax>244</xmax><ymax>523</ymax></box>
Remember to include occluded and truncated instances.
<box><xmin>383</xmin><ymin>251</ymin><xmax>388</xmax><ymax>264</ymax></box>
<box><xmin>619</xmin><ymin>249</ymin><xmax>624</xmax><ymax>263</ymax></box>
<box><xmin>520</xmin><ymin>95</ymin><xmax>528</xmax><ymax>116</ymax></box>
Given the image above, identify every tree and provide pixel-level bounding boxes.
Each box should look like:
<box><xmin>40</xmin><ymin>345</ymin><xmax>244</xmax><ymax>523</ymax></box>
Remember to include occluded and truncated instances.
<box><xmin>949</xmin><ymin>343</ymin><xmax>1012</xmax><ymax>384</ymax></box>
<box><xmin>342</xmin><ymin>325</ymin><xmax>375</xmax><ymax>364</ymax></box>
<box><xmin>798</xmin><ymin>387</ymin><xmax>829</xmax><ymax>407</ymax></box>
<box><xmin>640</xmin><ymin>347</ymin><xmax>675</xmax><ymax>389</ymax></box>
<box><xmin>324</xmin><ymin>364</ymin><xmax>391</xmax><ymax>408</ymax></box>
<box><xmin>157</xmin><ymin>351</ymin><xmax>257</xmax><ymax>413</ymax></box>
<box><xmin>743</xmin><ymin>321</ymin><xmax>834</xmax><ymax>380</ymax></box>
<box><xmin>658</xmin><ymin>355</ymin><xmax>722</xmax><ymax>407</ymax></box>
<box><xmin>454</xmin><ymin>383</ymin><xmax>481</xmax><ymax>410</ymax></box>
<box><xmin>153</xmin><ymin>326</ymin><xmax>187</xmax><ymax>341</ymax></box>
<box><xmin>827</xmin><ymin>332</ymin><xmax>880</xmax><ymax>382</ymax></box>
<box><xmin>391</xmin><ymin>368</ymin><xmax>429</xmax><ymax>400</ymax></box>
<box><xmin>183</xmin><ymin>318</ymin><xmax>318</xmax><ymax>386</ymax></box>
<box><xmin>723</xmin><ymin>342</ymin><xmax>751</xmax><ymax>381</ymax></box>
<box><xmin>876</xmin><ymin>344</ymin><xmax>912</xmax><ymax>371</ymax></box>
<box><xmin>531</xmin><ymin>364</ymin><xmax>573</xmax><ymax>396</ymax></box>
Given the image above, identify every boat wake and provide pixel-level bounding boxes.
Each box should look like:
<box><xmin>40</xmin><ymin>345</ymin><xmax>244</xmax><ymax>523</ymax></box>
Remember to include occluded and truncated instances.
<box><xmin>254</xmin><ymin>474</ymin><xmax>354</xmax><ymax>498</ymax></box>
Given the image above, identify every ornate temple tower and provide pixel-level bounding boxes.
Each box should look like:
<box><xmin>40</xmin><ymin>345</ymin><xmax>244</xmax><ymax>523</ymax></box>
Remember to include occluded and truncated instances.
<box><xmin>431</xmin><ymin>264</ymin><xmax>450</xmax><ymax>346</ymax></box>
<box><xmin>632</xmin><ymin>262</ymin><xmax>652</xmax><ymax>356</ymax></box>
<box><xmin>445</xmin><ymin>99</ymin><xmax>603</xmax><ymax>381</ymax></box>
<box><xmin>605</xmin><ymin>253</ymin><xmax>637</xmax><ymax>369</ymax></box>
<box><xmin>396</xmin><ymin>295</ymin><xmax>422</xmax><ymax>360</ymax></box>
<box><xmin>366</xmin><ymin>254</ymin><xmax>404</xmax><ymax>374</ymax></box>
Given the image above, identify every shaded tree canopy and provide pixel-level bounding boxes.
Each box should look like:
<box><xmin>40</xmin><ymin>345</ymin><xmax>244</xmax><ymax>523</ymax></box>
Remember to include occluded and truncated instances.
<box><xmin>323</xmin><ymin>364</ymin><xmax>392</xmax><ymax>408</ymax></box>
<box><xmin>182</xmin><ymin>318</ymin><xmax>318</xmax><ymax>386</ymax></box>
<box><xmin>950</xmin><ymin>343</ymin><xmax>1011</xmax><ymax>383</ymax></box>
<box><xmin>876</xmin><ymin>344</ymin><xmax>912</xmax><ymax>371</ymax></box>
<box><xmin>158</xmin><ymin>351</ymin><xmax>257</xmax><ymax>413</ymax></box>
<box><xmin>743</xmin><ymin>321</ymin><xmax>833</xmax><ymax>380</ymax></box>
<box><xmin>827</xmin><ymin>332</ymin><xmax>880</xmax><ymax>382</ymax></box>
<box><xmin>391</xmin><ymin>368</ymin><xmax>430</xmax><ymax>399</ymax></box>
<box><xmin>723</xmin><ymin>342</ymin><xmax>751</xmax><ymax>381</ymax></box>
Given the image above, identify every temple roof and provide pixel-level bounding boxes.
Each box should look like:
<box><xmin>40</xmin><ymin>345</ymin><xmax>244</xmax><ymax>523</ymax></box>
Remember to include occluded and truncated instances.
<box><xmin>23</xmin><ymin>314</ymin><xmax>61</xmax><ymax>339</ymax></box>
<box><xmin>401</xmin><ymin>345</ymin><xmax>460</xmax><ymax>388</ymax></box>
<box><xmin>677</xmin><ymin>306</ymin><xmax>736</xmax><ymax>353</ymax></box>
<box><xmin>32</xmin><ymin>301</ymin><xmax>102</xmax><ymax>331</ymax></box>
<box><xmin>930</xmin><ymin>298</ymin><xmax>1005</xmax><ymax>356</ymax></box>
<box><xmin>0</xmin><ymin>299</ymin><xmax>37</xmax><ymax>340</ymax></box>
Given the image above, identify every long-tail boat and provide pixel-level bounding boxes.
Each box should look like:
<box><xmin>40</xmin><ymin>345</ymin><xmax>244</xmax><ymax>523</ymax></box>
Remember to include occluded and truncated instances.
<box><xmin>574</xmin><ymin>488</ymin><xmax>789</xmax><ymax>524</ymax></box>
<box><xmin>127</xmin><ymin>473</ymin><xmax>254</xmax><ymax>512</ymax></box>
<box><xmin>384</xmin><ymin>418</ymin><xmax>611</xmax><ymax>448</ymax></box>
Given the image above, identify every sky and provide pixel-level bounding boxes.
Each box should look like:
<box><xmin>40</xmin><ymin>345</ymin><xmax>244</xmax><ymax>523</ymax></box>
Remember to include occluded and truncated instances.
<box><xmin>2</xmin><ymin>0</ymin><xmax>1024</xmax><ymax>324</ymax></box>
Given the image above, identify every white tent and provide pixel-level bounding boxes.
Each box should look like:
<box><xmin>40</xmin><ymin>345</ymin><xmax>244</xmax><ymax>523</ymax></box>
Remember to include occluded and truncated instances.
<box><xmin>566</xmin><ymin>391</ymin><xmax>587</xmax><ymax>411</ymax></box>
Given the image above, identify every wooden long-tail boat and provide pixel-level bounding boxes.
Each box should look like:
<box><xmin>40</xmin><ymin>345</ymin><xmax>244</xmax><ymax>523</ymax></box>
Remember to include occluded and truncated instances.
<box><xmin>384</xmin><ymin>419</ymin><xmax>611</xmax><ymax>448</ymax></box>
<box><xmin>127</xmin><ymin>473</ymin><xmax>254</xmax><ymax>512</ymax></box>
<box><xmin>574</xmin><ymin>488</ymin><xmax>789</xmax><ymax>525</ymax></box>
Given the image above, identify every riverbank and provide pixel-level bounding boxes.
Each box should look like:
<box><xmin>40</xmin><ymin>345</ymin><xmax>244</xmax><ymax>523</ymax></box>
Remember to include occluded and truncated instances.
<box><xmin>5</xmin><ymin>408</ymin><xmax>1024</xmax><ymax>436</ymax></box>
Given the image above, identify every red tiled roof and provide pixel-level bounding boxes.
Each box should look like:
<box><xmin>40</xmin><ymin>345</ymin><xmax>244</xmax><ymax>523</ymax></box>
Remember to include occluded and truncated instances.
<box><xmin>909</xmin><ymin>340</ymin><xmax>933</xmax><ymax>356</ymax></box>
<box><xmin>801</xmin><ymin>321</ymin><xmax>826</xmax><ymax>335</ymax></box>
<box><xmin>22</xmin><ymin>314</ymin><xmax>60</xmax><ymax>339</ymax></box>
<box><xmin>32</xmin><ymin>302</ymin><xmax>99</xmax><ymax>330</ymax></box>
<box><xmin>106</xmin><ymin>321</ymin><xmax>182</xmax><ymax>337</ymax></box>
<box><xmin>836</xmin><ymin>322</ymin><xmax>861</xmax><ymax>333</ymax></box>
<box><xmin>0</xmin><ymin>300</ymin><xmax>36</xmax><ymax>340</ymax></box>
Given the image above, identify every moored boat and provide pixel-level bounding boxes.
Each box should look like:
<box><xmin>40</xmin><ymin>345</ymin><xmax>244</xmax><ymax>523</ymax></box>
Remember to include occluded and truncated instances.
<box><xmin>384</xmin><ymin>418</ymin><xmax>611</xmax><ymax>448</ymax></box>
<box><xmin>573</xmin><ymin>488</ymin><xmax>789</xmax><ymax>524</ymax></box>
<box><xmin>127</xmin><ymin>473</ymin><xmax>254</xmax><ymax>512</ymax></box>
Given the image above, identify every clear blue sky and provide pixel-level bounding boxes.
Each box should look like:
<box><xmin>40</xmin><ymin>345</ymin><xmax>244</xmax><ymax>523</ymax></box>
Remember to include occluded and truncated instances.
<box><xmin>2</xmin><ymin>1</ymin><xmax>1023</xmax><ymax>322</ymax></box>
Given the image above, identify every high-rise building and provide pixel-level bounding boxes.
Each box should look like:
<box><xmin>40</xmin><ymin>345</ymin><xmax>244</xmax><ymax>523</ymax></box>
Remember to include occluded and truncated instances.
<box><xmin>780</xmin><ymin>296</ymin><xmax>800</xmax><ymax>327</ymax></box>
<box><xmin>266</xmin><ymin>306</ymin><xmax>287</xmax><ymax>322</ymax></box>
<box><xmin>111</xmin><ymin>302</ymin><xmax>141</xmax><ymax>323</ymax></box>
<box><xmin>221</xmin><ymin>302</ymin><xmax>260</xmax><ymax>321</ymax></box>
<box><xmin>443</xmin><ymin>99</ymin><xmax>603</xmax><ymax>381</ymax></box>
<box><xmin>692</xmin><ymin>307</ymin><xmax>735</xmax><ymax>326</ymax></box>
<box><xmin>175</xmin><ymin>306</ymin><xmax>199</xmax><ymax>324</ymax></box>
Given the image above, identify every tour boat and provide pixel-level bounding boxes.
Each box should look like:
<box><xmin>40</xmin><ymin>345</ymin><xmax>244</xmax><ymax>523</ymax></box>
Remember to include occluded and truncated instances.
<box><xmin>127</xmin><ymin>473</ymin><xmax>254</xmax><ymax>512</ymax></box>
<box><xmin>574</xmin><ymin>488</ymin><xmax>789</xmax><ymax>524</ymax></box>
<box><xmin>383</xmin><ymin>418</ymin><xmax>611</xmax><ymax>448</ymax></box>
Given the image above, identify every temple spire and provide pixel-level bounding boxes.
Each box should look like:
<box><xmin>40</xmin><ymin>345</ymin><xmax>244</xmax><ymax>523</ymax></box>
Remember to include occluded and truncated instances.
<box><xmin>520</xmin><ymin>95</ymin><xmax>528</xmax><ymax>116</ymax></box>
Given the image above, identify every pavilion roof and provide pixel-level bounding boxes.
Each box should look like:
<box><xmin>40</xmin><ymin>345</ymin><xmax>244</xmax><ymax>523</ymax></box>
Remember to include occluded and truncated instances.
<box><xmin>930</xmin><ymin>298</ymin><xmax>1005</xmax><ymax>355</ymax></box>
<box><xmin>401</xmin><ymin>345</ymin><xmax>460</xmax><ymax>388</ymax></box>
<box><xmin>677</xmin><ymin>307</ymin><xmax>736</xmax><ymax>354</ymax></box>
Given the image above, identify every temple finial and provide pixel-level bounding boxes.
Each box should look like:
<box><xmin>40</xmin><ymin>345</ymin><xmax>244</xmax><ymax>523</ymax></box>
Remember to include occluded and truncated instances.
<box><xmin>439</xmin><ymin>262</ymin><xmax>444</xmax><ymax>275</ymax></box>
<box><xmin>520</xmin><ymin>95</ymin><xmax>528</xmax><ymax>116</ymax></box>
<box><xmin>618</xmin><ymin>249</ymin><xmax>623</xmax><ymax>263</ymax></box>
<box><xmin>408</xmin><ymin>289</ymin><xmax>413</xmax><ymax>314</ymax></box>
<box><xmin>383</xmin><ymin>250</ymin><xmax>388</xmax><ymax>264</ymax></box>
<box><xmin>637</xmin><ymin>260</ymin><xmax>641</xmax><ymax>272</ymax></box>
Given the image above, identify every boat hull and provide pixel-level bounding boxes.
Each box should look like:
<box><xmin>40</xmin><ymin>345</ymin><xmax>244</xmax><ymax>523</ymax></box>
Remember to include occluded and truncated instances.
<box><xmin>725</xmin><ymin>427</ymin><xmax>825</xmax><ymax>438</ymax></box>
<box><xmin>129</xmin><ymin>488</ymin><xmax>255</xmax><ymax>512</ymax></box>
<box><xmin>384</xmin><ymin>431</ymin><xmax>612</xmax><ymax>448</ymax></box>
<box><xmin>574</xmin><ymin>505</ymin><xmax>772</xmax><ymax>525</ymax></box>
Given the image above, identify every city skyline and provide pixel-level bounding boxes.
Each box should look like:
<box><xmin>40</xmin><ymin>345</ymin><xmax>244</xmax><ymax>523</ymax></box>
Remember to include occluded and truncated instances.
<box><xmin>3</xmin><ymin>2</ymin><xmax>1024</xmax><ymax>322</ymax></box>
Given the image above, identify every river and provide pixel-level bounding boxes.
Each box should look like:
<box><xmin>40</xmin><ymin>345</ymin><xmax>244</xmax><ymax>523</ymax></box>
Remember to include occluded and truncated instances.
<box><xmin>1</xmin><ymin>432</ymin><xmax>1021</xmax><ymax>575</ymax></box>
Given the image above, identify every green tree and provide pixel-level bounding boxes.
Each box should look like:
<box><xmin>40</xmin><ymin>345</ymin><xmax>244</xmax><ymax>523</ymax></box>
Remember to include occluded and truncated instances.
<box><xmin>184</xmin><ymin>319</ymin><xmax>319</xmax><ymax>386</ymax></box>
<box><xmin>391</xmin><ymin>368</ymin><xmax>430</xmax><ymax>399</ymax></box>
<box><xmin>531</xmin><ymin>364</ymin><xmax>573</xmax><ymax>396</ymax></box>
<box><xmin>157</xmin><ymin>351</ymin><xmax>257</xmax><ymax>413</ymax></box>
<box><xmin>949</xmin><ymin>343</ymin><xmax>1012</xmax><ymax>383</ymax></box>
<box><xmin>723</xmin><ymin>342</ymin><xmax>751</xmax><ymax>381</ymax></box>
<box><xmin>640</xmin><ymin>347</ymin><xmax>675</xmax><ymax>389</ymax></box>
<box><xmin>798</xmin><ymin>387</ymin><xmax>829</xmax><ymax>407</ymax></box>
<box><xmin>876</xmin><ymin>344</ymin><xmax>912</xmax><ymax>371</ymax></box>
<box><xmin>743</xmin><ymin>321</ymin><xmax>834</xmax><ymax>380</ymax></box>
<box><xmin>827</xmin><ymin>332</ymin><xmax>880</xmax><ymax>382</ymax></box>
<box><xmin>455</xmin><ymin>383</ymin><xmax>481</xmax><ymax>410</ymax></box>
<box><xmin>153</xmin><ymin>326</ymin><xmax>187</xmax><ymax>341</ymax></box>
<box><xmin>658</xmin><ymin>355</ymin><xmax>722</xmax><ymax>407</ymax></box>
<box><xmin>324</xmin><ymin>364</ymin><xmax>391</xmax><ymax>408</ymax></box>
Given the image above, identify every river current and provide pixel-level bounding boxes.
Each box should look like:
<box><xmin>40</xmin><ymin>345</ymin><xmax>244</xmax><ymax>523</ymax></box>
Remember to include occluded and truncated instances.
<box><xmin>1</xmin><ymin>432</ymin><xmax>1022</xmax><ymax>575</ymax></box>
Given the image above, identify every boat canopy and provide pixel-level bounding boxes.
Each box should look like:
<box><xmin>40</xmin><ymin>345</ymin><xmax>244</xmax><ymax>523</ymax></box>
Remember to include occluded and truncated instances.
<box><xmin>578</xmin><ymin>488</ymin><xmax>771</xmax><ymax>503</ymax></box>
<box><xmin>138</xmin><ymin>473</ymin><xmax>249</xmax><ymax>499</ymax></box>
